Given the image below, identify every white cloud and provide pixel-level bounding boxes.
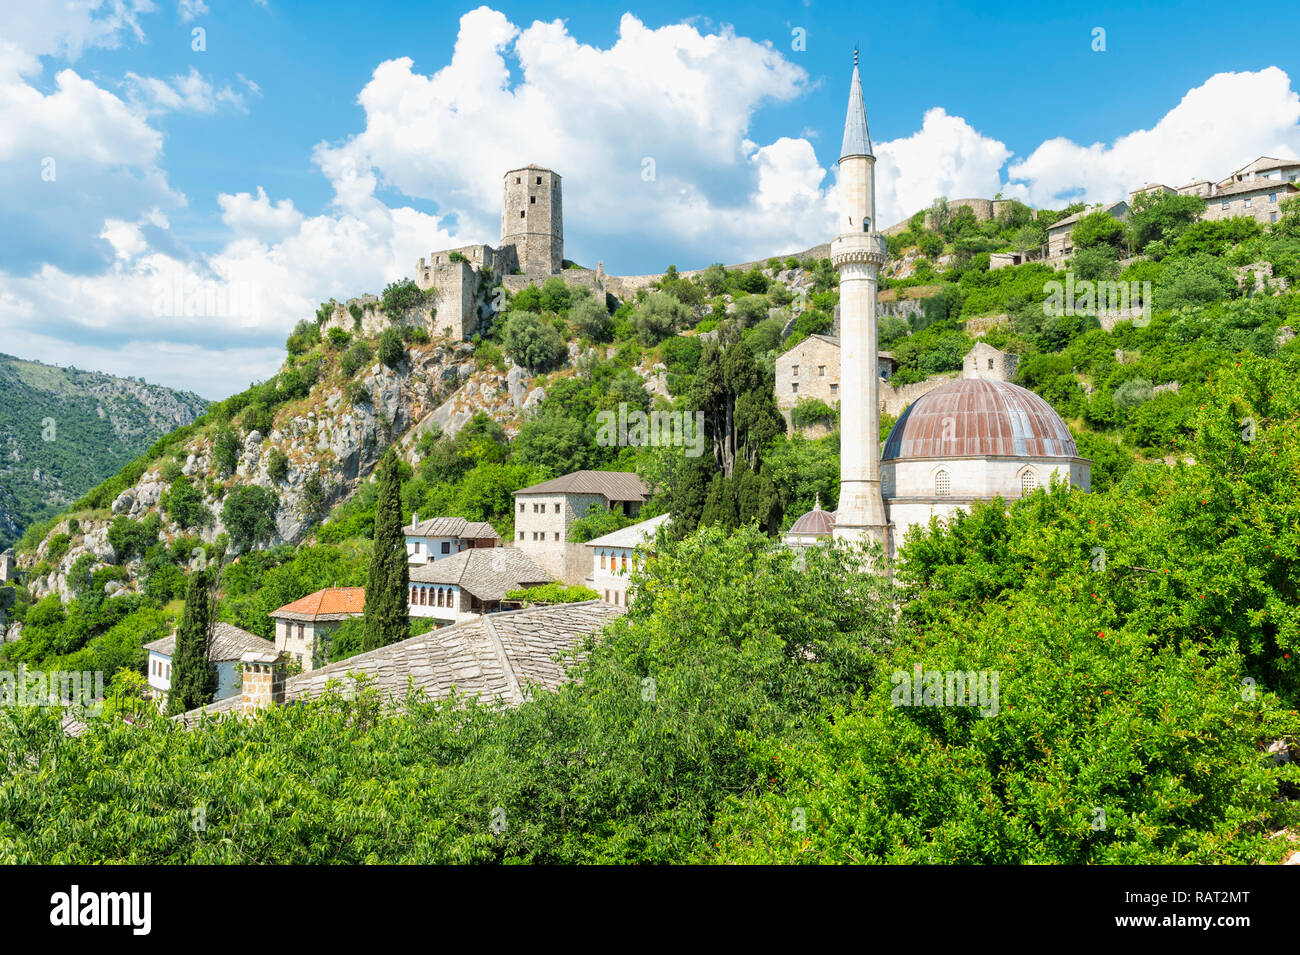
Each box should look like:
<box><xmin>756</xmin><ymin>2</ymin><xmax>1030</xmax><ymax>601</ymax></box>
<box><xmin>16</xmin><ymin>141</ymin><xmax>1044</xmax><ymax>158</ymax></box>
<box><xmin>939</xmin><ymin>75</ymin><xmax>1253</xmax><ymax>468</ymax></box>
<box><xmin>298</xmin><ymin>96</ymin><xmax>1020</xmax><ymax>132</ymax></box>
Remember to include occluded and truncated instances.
<box><xmin>0</xmin><ymin>1</ymin><xmax>153</xmax><ymax>61</ymax></box>
<box><xmin>177</xmin><ymin>0</ymin><xmax>208</xmax><ymax>22</ymax></box>
<box><xmin>315</xmin><ymin>7</ymin><xmax>818</xmax><ymax>267</ymax></box>
<box><xmin>874</xmin><ymin>107</ymin><xmax>1013</xmax><ymax>228</ymax></box>
<box><xmin>1007</xmin><ymin>68</ymin><xmax>1300</xmax><ymax>205</ymax></box>
<box><xmin>124</xmin><ymin>66</ymin><xmax>248</xmax><ymax>115</ymax></box>
<box><xmin>218</xmin><ymin>187</ymin><xmax>305</xmax><ymax>242</ymax></box>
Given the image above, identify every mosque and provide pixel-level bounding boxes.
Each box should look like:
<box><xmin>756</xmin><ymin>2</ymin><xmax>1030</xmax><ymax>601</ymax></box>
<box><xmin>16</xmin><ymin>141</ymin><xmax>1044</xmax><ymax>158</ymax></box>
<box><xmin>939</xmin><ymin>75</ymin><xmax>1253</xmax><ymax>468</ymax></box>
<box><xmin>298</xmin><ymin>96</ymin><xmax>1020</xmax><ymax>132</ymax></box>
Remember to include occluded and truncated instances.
<box><xmin>785</xmin><ymin>55</ymin><xmax>1091</xmax><ymax>557</ymax></box>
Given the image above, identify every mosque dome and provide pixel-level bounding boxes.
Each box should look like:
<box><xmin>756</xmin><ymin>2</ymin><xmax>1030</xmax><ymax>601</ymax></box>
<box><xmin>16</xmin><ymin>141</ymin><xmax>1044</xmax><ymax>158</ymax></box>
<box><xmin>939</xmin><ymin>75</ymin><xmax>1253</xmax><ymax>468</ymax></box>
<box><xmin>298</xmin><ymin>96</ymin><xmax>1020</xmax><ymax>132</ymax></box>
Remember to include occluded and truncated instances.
<box><xmin>788</xmin><ymin>500</ymin><xmax>837</xmax><ymax>536</ymax></box>
<box><xmin>882</xmin><ymin>378</ymin><xmax>1078</xmax><ymax>461</ymax></box>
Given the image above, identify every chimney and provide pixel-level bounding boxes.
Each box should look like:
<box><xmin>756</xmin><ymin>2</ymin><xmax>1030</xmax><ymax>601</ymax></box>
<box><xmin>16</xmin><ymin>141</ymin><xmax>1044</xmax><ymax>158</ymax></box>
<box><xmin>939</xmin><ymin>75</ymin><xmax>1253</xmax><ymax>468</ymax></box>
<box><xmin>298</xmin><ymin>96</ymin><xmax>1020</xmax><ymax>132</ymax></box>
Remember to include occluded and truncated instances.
<box><xmin>239</xmin><ymin>650</ymin><xmax>287</xmax><ymax>715</ymax></box>
<box><xmin>412</xmin><ymin>510</ymin><xmax>418</xmax><ymax>527</ymax></box>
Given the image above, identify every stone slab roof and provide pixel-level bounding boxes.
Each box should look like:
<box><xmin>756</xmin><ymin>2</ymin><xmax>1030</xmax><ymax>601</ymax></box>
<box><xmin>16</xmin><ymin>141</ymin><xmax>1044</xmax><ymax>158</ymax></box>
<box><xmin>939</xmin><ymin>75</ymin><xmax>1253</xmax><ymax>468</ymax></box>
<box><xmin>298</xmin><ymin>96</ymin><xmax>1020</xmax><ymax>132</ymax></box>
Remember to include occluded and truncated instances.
<box><xmin>144</xmin><ymin>622</ymin><xmax>275</xmax><ymax>662</ymax></box>
<box><xmin>410</xmin><ymin>548</ymin><xmax>550</xmax><ymax>601</ymax></box>
<box><xmin>584</xmin><ymin>513</ymin><xmax>671</xmax><ymax>549</ymax></box>
<box><xmin>179</xmin><ymin>601</ymin><xmax>625</xmax><ymax>723</ymax></box>
<box><xmin>403</xmin><ymin>516</ymin><xmax>501</xmax><ymax>540</ymax></box>
<box><xmin>1211</xmin><ymin>180</ymin><xmax>1300</xmax><ymax>198</ymax></box>
<box><xmin>513</xmin><ymin>470</ymin><xmax>649</xmax><ymax>502</ymax></box>
<box><xmin>271</xmin><ymin>587</ymin><xmax>365</xmax><ymax>622</ymax></box>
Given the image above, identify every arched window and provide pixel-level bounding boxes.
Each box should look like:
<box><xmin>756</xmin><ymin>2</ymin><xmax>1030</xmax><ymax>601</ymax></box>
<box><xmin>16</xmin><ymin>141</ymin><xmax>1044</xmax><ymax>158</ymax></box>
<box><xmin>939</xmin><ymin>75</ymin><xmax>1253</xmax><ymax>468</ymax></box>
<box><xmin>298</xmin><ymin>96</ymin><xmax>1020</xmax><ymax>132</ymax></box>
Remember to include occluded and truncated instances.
<box><xmin>410</xmin><ymin>586</ymin><xmax>417</xmax><ymax>605</ymax></box>
<box><xmin>935</xmin><ymin>470</ymin><xmax>951</xmax><ymax>497</ymax></box>
<box><xmin>1021</xmin><ymin>470</ymin><xmax>1038</xmax><ymax>495</ymax></box>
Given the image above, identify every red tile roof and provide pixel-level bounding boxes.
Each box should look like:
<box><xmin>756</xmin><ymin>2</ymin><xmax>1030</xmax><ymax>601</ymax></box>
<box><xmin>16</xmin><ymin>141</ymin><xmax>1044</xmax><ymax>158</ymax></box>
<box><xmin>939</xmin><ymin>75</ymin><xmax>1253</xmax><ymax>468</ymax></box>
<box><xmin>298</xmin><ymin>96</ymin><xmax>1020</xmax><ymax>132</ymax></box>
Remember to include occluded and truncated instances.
<box><xmin>271</xmin><ymin>587</ymin><xmax>366</xmax><ymax>621</ymax></box>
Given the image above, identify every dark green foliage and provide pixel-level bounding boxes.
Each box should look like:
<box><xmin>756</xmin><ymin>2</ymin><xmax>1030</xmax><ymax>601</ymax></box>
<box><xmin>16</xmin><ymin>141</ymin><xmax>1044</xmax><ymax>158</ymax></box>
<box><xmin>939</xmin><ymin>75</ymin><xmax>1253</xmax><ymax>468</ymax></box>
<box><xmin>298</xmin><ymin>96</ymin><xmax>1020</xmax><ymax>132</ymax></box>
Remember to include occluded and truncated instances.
<box><xmin>266</xmin><ymin>448</ymin><xmax>289</xmax><ymax>483</ymax></box>
<box><xmin>502</xmin><ymin>311</ymin><xmax>566</xmax><ymax>371</ymax></box>
<box><xmin>377</xmin><ymin>328</ymin><xmax>405</xmax><ymax>369</ymax></box>
<box><xmin>221</xmin><ymin>485</ymin><xmax>279</xmax><ymax>554</ymax></box>
<box><xmin>212</xmin><ymin>429</ymin><xmax>240</xmax><ymax>476</ymax></box>
<box><xmin>790</xmin><ymin>397</ymin><xmax>837</xmax><ymax>430</ymax></box>
<box><xmin>381</xmin><ymin>278</ymin><xmax>425</xmax><ymax>314</ymax></box>
<box><xmin>326</xmin><ymin>327</ymin><xmax>351</xmax><ymax>350</ymax></box>
<box><xmin>166</xmin><ymin>568</ymin><xmax>216</xmax><ymax>716</ymax></box>
<box><xmin>1126</xmin><ymin>191</ymin><xmax>1204</xmax><ymax>250</ymax></box>
<box><xmin>362</xmin><ymin>448</ymin><xmax>409</xmax><ymax>652</ymax></box>
<box><xmin>106</xmin><ymin>513</ymin><xmax>160</xmax><ymax>563</ymax></box>
<box><xmin>340</xmin><ymin>341</ymin><xmax>372</xmax><ymax>377</ymax></box>
<box><xmin>631</xmin><ymin>292</ymin><xmax>690</xmax><ymax>344</ymax></box>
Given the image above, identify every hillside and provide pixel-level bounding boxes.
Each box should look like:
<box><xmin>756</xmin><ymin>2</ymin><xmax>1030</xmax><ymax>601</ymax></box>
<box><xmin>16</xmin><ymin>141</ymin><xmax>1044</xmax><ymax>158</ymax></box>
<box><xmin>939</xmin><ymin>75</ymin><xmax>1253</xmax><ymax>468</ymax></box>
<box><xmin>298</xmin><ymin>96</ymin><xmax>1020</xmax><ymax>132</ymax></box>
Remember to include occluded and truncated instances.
<box><xmin>0</xmin><ymin>355</ymin><xmax>208</xmax><ymax>552</ymax></box>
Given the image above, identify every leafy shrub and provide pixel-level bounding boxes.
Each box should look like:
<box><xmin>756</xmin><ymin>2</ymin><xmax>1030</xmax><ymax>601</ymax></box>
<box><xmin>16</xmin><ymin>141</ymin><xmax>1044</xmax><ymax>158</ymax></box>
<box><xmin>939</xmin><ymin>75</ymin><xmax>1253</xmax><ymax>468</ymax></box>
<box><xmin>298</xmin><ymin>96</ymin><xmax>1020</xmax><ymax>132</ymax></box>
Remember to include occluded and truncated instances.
<box><xmin>163</xmin><ymin>476</ymin><xmax>211</xmax><ymax>530</ymax></box>
<box><xmin>381</xmin><ymin>278</ymin><xmax>424</xmax><ymax>314</ymax></box>
<box><xmin>212</xmin><ymin>429</ymin><xmax>240</xmax><ymax>476</ymax></box>
<box><xmin>790</xmin><ymin>397</ymin><xmax>838</xmax><ymax>429</ymax></box>
<box><xmin>266</xmin><ymin>448</ymin><xmax>289</xmax><ymax>483</ymax></box>
<box><xmin>632</xmin><ymin>292</ymin><xmax>690</xmax><ymax>344</ymax></box>
<box><xmin>570</xmin><ymin>295</ymin><xmax>612</xmax><ymax>342</ymax></box>
<box><xmin>502</xmin><ymin>310</ymin><xmax>566</xmax><ymax>371</ymax></box>
<box><xmin>377</xmin><ymin>328</ymin><xmax>405</xmax><ymax>368</ymax></box>
<box><xmin>340</xmin><ymin>341</ymin><xmax>372</xmax><ymax>378</ymax></box>
<box><xmin>221</xmin><ymin>485</ymin><xmax>279</xmax><ymax>553</ymax></box>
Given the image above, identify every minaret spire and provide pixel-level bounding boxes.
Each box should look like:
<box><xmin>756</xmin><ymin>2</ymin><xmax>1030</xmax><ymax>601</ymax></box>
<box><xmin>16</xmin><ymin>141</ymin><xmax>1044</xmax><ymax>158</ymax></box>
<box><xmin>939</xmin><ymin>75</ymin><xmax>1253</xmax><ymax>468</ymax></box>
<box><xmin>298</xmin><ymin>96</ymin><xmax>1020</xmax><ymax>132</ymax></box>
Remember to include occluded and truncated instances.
<box><xmin>831</xmin><ymin>51</ymin><xmax>890</xmax><ymax>557</ymax></box>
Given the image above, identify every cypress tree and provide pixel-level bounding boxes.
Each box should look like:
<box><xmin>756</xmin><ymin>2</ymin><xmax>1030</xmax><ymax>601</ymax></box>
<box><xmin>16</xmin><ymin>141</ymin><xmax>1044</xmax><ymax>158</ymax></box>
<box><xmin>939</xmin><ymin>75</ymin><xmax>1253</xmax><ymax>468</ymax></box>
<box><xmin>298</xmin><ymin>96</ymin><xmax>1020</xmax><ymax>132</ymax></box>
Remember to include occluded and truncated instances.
<box><xmin>362</xmin><ymin>447</ymin><xmax>410</xmax><ymax>651</ymax></box>
<box><xmin>167</xmin><ymin>568</ymin><xmax>216</xmax><ymax>715</ymax></box>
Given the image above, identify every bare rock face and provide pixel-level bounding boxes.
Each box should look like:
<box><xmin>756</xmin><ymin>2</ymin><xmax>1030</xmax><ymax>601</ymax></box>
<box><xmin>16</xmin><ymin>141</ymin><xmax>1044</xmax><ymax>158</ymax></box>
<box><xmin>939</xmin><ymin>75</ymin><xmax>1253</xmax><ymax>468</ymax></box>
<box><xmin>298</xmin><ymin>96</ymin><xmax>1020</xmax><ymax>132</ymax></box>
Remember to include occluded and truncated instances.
<box><xmin>507</xmin><ymin>364</ymin><xmax>528</xmax><ymax>409</ymax></box>
<box><xmin>111</xmin><ymin>490</ymin><xmax>134</xmax><ymax>514</ymax></box>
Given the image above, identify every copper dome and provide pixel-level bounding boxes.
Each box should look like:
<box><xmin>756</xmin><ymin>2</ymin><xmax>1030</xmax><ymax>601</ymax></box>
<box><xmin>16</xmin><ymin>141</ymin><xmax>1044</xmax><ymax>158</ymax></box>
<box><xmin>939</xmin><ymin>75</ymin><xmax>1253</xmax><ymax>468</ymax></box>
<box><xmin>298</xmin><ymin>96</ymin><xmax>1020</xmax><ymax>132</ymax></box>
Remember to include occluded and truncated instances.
<box><xmin>882</xmin><ymin>378</ymin><xmax>1078</xmax><ymax>460</ymax></box>
<box><xmin>788</xmin><ymin>503</ymin><xmax>837</xmax><ymax>536</ymax></box>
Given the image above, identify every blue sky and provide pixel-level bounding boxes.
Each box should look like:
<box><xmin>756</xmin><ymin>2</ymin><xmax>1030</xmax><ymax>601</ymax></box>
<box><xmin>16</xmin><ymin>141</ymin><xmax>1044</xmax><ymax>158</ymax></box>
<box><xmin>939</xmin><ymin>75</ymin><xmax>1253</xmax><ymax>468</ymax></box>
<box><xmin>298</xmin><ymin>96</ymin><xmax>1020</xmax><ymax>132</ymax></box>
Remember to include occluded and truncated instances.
<box><xmin>1</xmin><ymin>0</ymin><xmax>1297</xmax><ymax>398</ymax></box>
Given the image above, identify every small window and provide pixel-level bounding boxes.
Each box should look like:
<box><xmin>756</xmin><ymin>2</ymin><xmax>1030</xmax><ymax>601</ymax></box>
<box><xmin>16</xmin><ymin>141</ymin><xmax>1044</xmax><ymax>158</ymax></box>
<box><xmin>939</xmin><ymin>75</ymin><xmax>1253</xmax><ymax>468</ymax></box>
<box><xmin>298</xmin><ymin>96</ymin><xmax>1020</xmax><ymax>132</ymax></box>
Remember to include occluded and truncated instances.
<box><xmin>792</xmin><ymin>365</ymin><xmax>799</xmax><ymax>377</ymax></box>
<box><xmin>1021</xmin><ymin>470</ymin><xmax>1038</xmax><ymax>495</ymax></box>
<box><xmin>1272</xmin><ymin>213</ymin><xmax>1280</xmax><ymax>223</ymax></box>
<box><xmin>519</xmin><ymin>502</ymin><xmax>524</xmax><ymax>512</ymax></box>
<box><xmin>554</xmin><ymin>503</ymin><xmax>560</xmax><ymax>513</ymax></box>
<box><xmin>530</xmin><ymin>196</ymin><xmax>536</xmax><ymax>204</ymax></box>
<box><xmin>518</xmin><ymin>531</ymin><xmax>524</xmax><ymax>540</ymax></box>
<box><xmin>441</xmin><ymin>541</ymin><xmax>450</xmax><ymax>554</ymax></box>
<box><xmin>1271</xmin><ymin>193</ymin><xmax>1278</xmax><ymax>203</ymax></box>
<box><xmin>818</xmin><ymin>365</ymin><xmax>826</xmax><ymax>377</ymax></box>
<box><xmin>520</xmin><ymin>211</ymin><xmax>525</xmax><ymax>218</ymax></box>
<box><xmin>413</xmin><ymin>541</ymin><xmax>421</xmax><ymax>553</ymax></box>
<box><xmin>829</xmin><ymin>383</ymin><xmax>838</xmax><ymax>394</ymax></box>
<box><xmin>935</xmin><ymin>470</ymin><xmax>950</xmax><ymax>497</ymax></box>
<box><xmin>554</xmin><ymin>532</ymin><xmax>560</xmax><ymax>541</ymax></box>
<box><xmin>792</xmin><ymin>383</ymin><xmax>798</xmax><ymax>393</ymax></box>
<box><xmin>1221</xmin><ymin>199</ymin><xmax>1230</xmax><ymax>209</ymax></box>
<box><xmin>516</xmin><ymin>177</ymin><xmax>521</xmax><ymax>184</ymax></box>
<box><xmin>601</xmin><ymin>552</ymin><xmax>607</xmax><ymax>570</ymax></box>
<box><xmin>1245</xmin><ymin>197</ymin><xmax>1252</xmax><ymax>207</ymax></box>
<box><xmin>536</xmin><ymin>176</ymin><xmax>542</xmax><ymax>185</ymax></box>
<box><xmin>988</xmin><ymin>358</ymin><xmax>994</xmax><ymax>370</ymax></box>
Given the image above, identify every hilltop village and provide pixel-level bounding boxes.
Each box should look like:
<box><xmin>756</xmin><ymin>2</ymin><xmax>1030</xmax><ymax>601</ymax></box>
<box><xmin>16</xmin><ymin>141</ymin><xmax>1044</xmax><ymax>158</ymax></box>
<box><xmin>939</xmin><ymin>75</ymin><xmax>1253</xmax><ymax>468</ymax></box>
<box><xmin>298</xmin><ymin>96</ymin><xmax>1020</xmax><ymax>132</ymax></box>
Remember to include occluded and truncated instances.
<box><xmin>1</xmin><ymin>51</ymin><xmax>1298</xmax><ymax>868</ymax></box>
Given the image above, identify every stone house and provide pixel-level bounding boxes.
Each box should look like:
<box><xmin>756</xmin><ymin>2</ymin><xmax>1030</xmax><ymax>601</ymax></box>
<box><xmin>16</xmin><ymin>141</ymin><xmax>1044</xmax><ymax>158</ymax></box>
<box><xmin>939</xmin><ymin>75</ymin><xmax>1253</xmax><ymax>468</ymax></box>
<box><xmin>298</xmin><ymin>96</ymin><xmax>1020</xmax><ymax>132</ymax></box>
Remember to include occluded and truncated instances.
<box><xmin>513</xmin><ymin>471</ymin><xmax>650</xmax><ymax>586</ymax></box>
<box><xmin>961</xmin><ymin>341</ymin><xmax>1019</xmax><ymax>382</ymax></box>
<box><xmin>405</xmin><ymin>514</ymin><xmax>501</xmax><ymax>566</ymax></box>
<box><xmin>584</xmin><ymin>512</ymin><xmax>670</xmax><ymax>608</ymax></box>
<box><xmin>144</xmin><ymin>622</ymin><xmax>275</xmax><ymax>710</ymax></box>
<box><xmin>1217</xmin><ymin>156</ymin><xmax>1300</xmax><ymax>188</ymax></box>
<box><xmin>1045</xmin><ymin>200</ymin><xmax>1129</xmax><ymax>265</ymax></box>
<box><xmin>775</xmin><ymin>334</ymin><xmax>896</xmax><ymax>414</ymax></box>
<box><xmin>1201</xmin><ymin>180</ymin><xmax>1300</xmax><ymax>227</ymax></box>
<box><xmin>408</xmin><ymin>548</ymin><xmax>550</xmax><ymax>625</ymax></box>
<box><xmin>269</xmin><ymin>587</ymin><xmax>366</xmax><ymax>672</ymax></box>
<box><xmin>179</xmin><ymin>602</ymin><xmax>626</xmax><ymax>720</ymax></box>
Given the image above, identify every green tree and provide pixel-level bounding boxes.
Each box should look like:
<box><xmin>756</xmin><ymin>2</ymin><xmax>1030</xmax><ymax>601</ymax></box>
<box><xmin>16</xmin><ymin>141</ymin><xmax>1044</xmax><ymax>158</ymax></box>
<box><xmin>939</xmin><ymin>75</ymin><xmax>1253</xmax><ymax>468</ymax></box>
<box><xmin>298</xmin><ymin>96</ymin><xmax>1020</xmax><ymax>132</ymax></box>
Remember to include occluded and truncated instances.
<box><xmin>1071</xmin><ymin>209</ymin><xmax>1126</xmax><ymax>251</ymax></box>
<box><xmin>221</xmin><ymin>485</ymin><xmax>279</xmax><ymax>553</ymax></box>
<box><xmin>166</xmin><ymin>568</ymin><xmax>216</xmax><ymax>715</ymax></box>
<box><xmin>502</xmin><ymin>310</ymin><xmax>566</xmax><ymax>371</ymax></box>
<box><xmin>362</xmin><ymin>448</ymin><xmax>409</xmax><ymax>651</ymax></box>
<box><xmin>377</xmin><ymin>328</ymin><xmax>405</xmax><ymax>368</ymax></box>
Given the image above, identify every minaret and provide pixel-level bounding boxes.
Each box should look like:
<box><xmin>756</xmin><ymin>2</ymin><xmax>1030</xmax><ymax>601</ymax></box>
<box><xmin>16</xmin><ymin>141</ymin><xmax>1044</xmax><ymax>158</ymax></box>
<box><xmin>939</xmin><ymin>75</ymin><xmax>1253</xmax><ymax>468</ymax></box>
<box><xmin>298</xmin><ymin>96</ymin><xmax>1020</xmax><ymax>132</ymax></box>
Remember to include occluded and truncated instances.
<box><xmin>831</xmin><ymin>51</ymin><xmax>890</xmax><ymax>552</ymax></box>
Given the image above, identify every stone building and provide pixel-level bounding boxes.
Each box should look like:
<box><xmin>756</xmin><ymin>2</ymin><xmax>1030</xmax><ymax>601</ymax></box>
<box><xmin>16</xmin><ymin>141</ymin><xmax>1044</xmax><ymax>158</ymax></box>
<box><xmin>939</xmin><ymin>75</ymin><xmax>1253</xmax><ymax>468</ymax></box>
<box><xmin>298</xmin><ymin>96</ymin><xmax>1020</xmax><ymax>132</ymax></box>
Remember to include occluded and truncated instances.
<box><xmin>144</xmin><ymin>622</ymin><xmax>275</xmax><ymax>710</ymax></box>
<box><xmin>408</xmin><ymin>548</ymin><xmax>550</xmax><ymax>624</ymax></box>
<box><xmin>1045</xmin><ymin>200</ymin><xmax>1128</xmax><ymax>265</ymax></box>
<box><xmin>584</xmin><ymin>512</ymin><xmax>670</xmax><ymax>608</ymax></box>
<box><xmin>0</xmin><ymin>548</ymin><xmax>15</xmax><ymax>582</ymax></box>
<box><xmin>501</xmin><ymin>165</ymin><xmax>564</xmax><ymax>276</ymax></box>
<box><xmin>404</xmin><ymin>514</ymin><xmax>501</xmax><ymax>566</ymax></box>
<box><xmin>180</xmin><ymin>602</ymin><xmax>626</xmax><ymax>720</ymax></box>
<box><xmin>1217</xmin><ymin>156</ymin><xmax>1300</xmax><ymax>188</ymax></box>
<box><xmin>269</xmin><ymin>586</ymin><xmax>366</xmax><ymax>672</ymax></box>
<box><xmin>961</xmin><ymin>341</ymin><xmax>1019</xmax><ymax>382</ymax></box>
<box><xmin>513</xmin><ymin>470</ymin><xmax>649</xmax><ymax>586</ymax></box>
<box><xmin>1201</xmin><ymin>180</ymin><xmax>1299</xmax><ymax>227</ymax></box>
<box><xmin>774</xmin><ymin>333</ymin><xmax>895</xmax><ymax>415</ymax></box>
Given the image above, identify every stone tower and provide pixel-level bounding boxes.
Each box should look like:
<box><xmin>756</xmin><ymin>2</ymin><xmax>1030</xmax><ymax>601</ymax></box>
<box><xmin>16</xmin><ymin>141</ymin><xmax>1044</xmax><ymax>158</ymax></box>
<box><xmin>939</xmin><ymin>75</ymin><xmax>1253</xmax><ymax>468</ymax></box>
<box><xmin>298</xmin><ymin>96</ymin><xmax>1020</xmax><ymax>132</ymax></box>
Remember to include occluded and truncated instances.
<box><xmin>500</xmin><ymin>165</ymin><xmax>563</xmax><ymax>275</ymax></box>
<box><xmin>831</xmin><ymin>53</ymin><xmax>890</xmax><ymax>551</ymax></box>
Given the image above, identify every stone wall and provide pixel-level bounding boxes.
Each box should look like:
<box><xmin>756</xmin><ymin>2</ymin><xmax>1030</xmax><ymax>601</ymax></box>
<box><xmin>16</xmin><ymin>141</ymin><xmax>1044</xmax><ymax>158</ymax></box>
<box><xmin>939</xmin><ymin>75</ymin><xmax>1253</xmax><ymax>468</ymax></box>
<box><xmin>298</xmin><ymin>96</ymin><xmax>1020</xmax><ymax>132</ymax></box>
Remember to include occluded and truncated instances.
<box><xmin>1201</xmin><ymin>184</ymin><xmax>1297</xmax><ymax>227</ymax></box>
<box><xmin>775</xmin><ymin>335</ymin><xmax>841</xmax><ymax>412</ymax></box>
